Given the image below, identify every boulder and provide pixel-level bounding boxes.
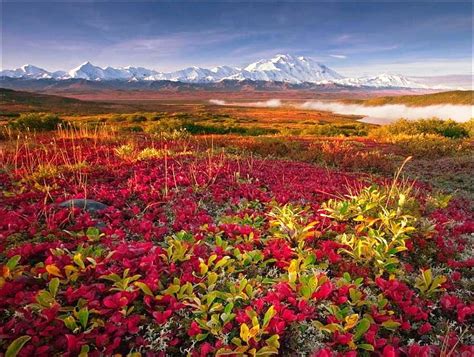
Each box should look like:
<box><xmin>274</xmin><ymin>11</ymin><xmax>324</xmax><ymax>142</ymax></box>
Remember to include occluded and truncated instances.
<box><xmin>59</xmin><ymin>199</ymin><xmax>108</xmax><ymax>213</ymax></box>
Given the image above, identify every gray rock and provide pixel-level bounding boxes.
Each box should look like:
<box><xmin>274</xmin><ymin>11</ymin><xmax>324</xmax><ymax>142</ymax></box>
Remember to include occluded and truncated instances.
<box><xmin>59</xmin><ymin>199</ymin><xmax>108</xmax><ymax>213</ymax></box>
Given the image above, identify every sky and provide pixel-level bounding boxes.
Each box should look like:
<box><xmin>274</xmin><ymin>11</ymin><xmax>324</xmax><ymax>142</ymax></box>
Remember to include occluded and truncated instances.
<box><xmin>1</xmin><ymin>1</ymin><xmax>473</xmax><ymax>77</ymax></box>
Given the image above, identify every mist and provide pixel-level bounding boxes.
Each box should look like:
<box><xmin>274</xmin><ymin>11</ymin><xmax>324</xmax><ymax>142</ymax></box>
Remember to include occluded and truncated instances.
<box><xmin>298</xmin><ymin>101</ymin><xmax>473</xmax><ymax>123</ymax></box>
<box><xmin>209</xmin><ymin>98</ymin><xmax>472</xmax><ymax>123</ymax></box>
<box><xmin>209</xmin><ymin>99</ymin><xmax>282</xmax><ymax>108</ymax></box>
<box><xmin>209</xmin><ymin>99</ymin><xmax>227</xmax><ymax>105</ymax></box>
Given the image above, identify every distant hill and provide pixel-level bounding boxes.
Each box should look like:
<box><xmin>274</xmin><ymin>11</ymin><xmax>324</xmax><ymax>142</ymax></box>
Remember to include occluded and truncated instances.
<box><xmin>0</xmin><ymin>77</ymin><xmax>384</xmax><ymax>93</ymax></box>
<box><xmin>351</xmin><ymin>90</ymin><xmax>473</xmax><ymax>106</ymax></box>
<box><xmin>0</xmin><ymin>88</ymin><xmax>139</xmax><ymax>114</ymax></box>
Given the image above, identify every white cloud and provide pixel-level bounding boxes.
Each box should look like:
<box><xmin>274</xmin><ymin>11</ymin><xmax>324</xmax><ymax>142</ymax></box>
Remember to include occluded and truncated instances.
<box><xmin>329</xmin><ymin>54</ymin><xmax>347</xmax><ymax>59</ymax></box>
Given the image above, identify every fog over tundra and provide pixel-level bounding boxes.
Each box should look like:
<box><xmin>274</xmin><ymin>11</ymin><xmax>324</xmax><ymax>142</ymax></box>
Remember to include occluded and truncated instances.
<box><xmin>298</xmin><ymin>101</ymin><xmax>473</xmax><ymax>123</ymax></box>
<box><xmin>210</xmin><ymin>99</ymin><xmax>473</xmax><ymax>124</ymax></box>
<box><xmin>209</xmin><ymin>99</ymin><xmax>282</xmax><ymax>108</ymax></box>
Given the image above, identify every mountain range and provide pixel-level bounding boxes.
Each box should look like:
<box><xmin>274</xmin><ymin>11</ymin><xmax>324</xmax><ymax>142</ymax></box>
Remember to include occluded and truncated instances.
<box><xmin>0</xmin><ymin>54</ymin><xmax>428</xmax><ymax>89</ymax></box>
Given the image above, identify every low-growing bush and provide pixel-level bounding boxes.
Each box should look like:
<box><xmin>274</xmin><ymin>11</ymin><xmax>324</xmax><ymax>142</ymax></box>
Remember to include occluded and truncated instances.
<box><xmin>183</xmin><ymin>122</ymin><xmax>244</xmax><ymax>135</ymax></box>
<box><xmin>146</xmin><ymin>118</ymin><xmax>183</xmax><ymax>134</ymax></box>
<box><xmin>462</xmin><ymin>118</ymin><xmax>474</xmax><ymax>138</ymax></box>
<box><xmin>371</xmin><ymin>118</ymin><xmax>469</xmax><ymax>139</ymax></box>
<box><xmin>149</xmin><ymin>112</ymin><xmax>167</xmax><ymax>121</ymax></box>
<box><xmin>184</xmin><ymin>123</ymin><xmax>278</xmax><ymax>136</ymax></box>
<box><xmin>121</xmin><ymin>125</ymin><xmax>144</xmax><ymax>132</ymax></box>
<box><xmin>389</xmin><ymin>134</ymin><xmax>471</xmax><ymax>158</ymax></box>
<box><xmin>110</xmin><ymin>114</ymin><xmax>127</xmax><ymax>122</ymax></box>
<box><xmin>303</xmin><ymin>123</ymin><xmax>369</xmax><ymax>137</ymax></box>
<box><xmin>244</xmin><ymin>137</ymin><xmax>306</xmax><ymax>158</ymax></box>
<box><xmin>323</xmin><ymin>181</ymin><xmax>421</xmax><ymax>274</ymax></box>
<box><xmin>129</xmin><ymin>114</ymin><xmax>147</xmax><ymax>123</ymax></box>
<box><xmin>8</xmin><ymin>112</ymin><xmax>64</xmax><ymax>131</ymax></box>
<box><xmin>1</xmin><ymin>136</ymin><xmax>473</xmax><ymax>355</ymax></box>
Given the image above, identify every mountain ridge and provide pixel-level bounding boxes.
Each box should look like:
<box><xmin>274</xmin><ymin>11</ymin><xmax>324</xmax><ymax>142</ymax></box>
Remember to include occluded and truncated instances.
<box><xmin>1</xmin><ymin>54</ymin><xmax>428</xmax><ymax>88</ymax></box>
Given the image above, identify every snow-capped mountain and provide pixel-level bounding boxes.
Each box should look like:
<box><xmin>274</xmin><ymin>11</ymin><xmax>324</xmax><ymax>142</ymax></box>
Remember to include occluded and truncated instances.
<box><xmin>68</xmin><ymin>62</ymin><xmax>107</xmax><ymax>80</ymax></box>
<box><xmin>229</xmin><ymin>54</ymin><xmax>344</xmax><ymax>83</ymax></box>
<box><xmin>0</xmin><ymin>54</ymin><xmax>427</xmax><ymax>88</ymax></box>
<box><xmin>335</xmin><ymin>73</ymin><xmax>424</xmax><ymax>89</ymax></box>
<box><xmin>1</xmin><ymin>64</ymin><xmax>53</xmax><ymax>79</ymax></box>
<box><xmin>67</xmin><ymin>62</ymin><xmax>161</xmax><ymax>81</ymax></box>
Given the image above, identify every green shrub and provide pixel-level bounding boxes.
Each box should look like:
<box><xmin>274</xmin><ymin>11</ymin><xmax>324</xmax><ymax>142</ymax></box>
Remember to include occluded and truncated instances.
<box><xmin>110</xmin><ymin>115</ymin><xmax>127</xmax><ymax>122</ymax></box>
<box><xmin>121</xmin><ymin>125</ymin><xmax>143</xmax><ymax>132</ymax></box>
<box><xmin>461</xmin><ymin>118</ymin><xmax>474</xmax><ymax>138</ymax></box>
<box><xmin>129</xmin><ymin>114</ymin><xmax>147</xmax><ymax>123</ymax></box>
<box><xmin>303</xmin><ymin>123</ymin><xmax>369</xmax><ymax>137</ymax></box>
<box><xmin>9</xmin><ymin>113</ymin><xmax>64</xmax><ymax>131</ymax></box>
<box><xmin>250</xmin><ymin>137</ymin><xmax>305</xmax><ymax>157</ymax></box>
<box><xmin>183</xmin><ymin>123</ymin><xmax>278</xmax><ymax>136</ymax></box>
<box><xmin>172</xmin><ymin>112</ymin><xmax>193</xmax><ymax>120</ymax></box>
<box><xmin>146</xmin><ymin>118</ymin><xmax>183</xmax><ymax>134</ymax></box>
<box><xmin>244</xmin><ymin>126</ymin><xmax>279</xmax><ymax>136</ymax></box>
<box><xmin>389</xmin><ymin>134</ymin><xmax>471</xmax><ymax>158</ymax></box>
<box><xmin>182</xmin><ymin>123</ymin><xmax>236</xmax><ymax>135</ymax></box>
<box><xmin>371</xmin><ymin>118</ymin><xmax>469</xmax><ymax>139</ymax></box>
<box><xmin>149</xmin><ymin>112</ymin><xmax>167</xmax><ymax>121</ymax></box>
<box><xmin>322</xmin><ymin>181</ymin><xmax>422</xmax><ymax>274</ymax></box>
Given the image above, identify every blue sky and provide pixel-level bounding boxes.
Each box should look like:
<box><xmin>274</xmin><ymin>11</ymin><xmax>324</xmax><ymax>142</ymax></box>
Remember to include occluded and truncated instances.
<box><xmin>1</xmin><ymin>1</ymin><xmax>473</xmax><ymax>76</ymax></box>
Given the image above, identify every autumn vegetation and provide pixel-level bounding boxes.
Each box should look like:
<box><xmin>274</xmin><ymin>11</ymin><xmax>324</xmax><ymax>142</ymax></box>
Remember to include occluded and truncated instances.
<box><xmin>0</xmin><ymin>89</ymin><xmax>473</xmax><ymax>356</ymax></box>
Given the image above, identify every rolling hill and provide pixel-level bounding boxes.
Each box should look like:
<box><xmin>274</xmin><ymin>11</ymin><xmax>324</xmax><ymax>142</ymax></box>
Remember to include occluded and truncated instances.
<box><xmin>352</xmin><ymin>90</ymin><xmax>473</xmax><ymax>106</ymax></box>
<box><xmin>0</xmin><ymin>88</ymin><xmax>137</xmax><ymax>114</ymax></box>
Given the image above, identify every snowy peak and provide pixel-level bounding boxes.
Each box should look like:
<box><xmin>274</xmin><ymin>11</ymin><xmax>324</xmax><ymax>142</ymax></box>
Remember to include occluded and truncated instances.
<box><xmin>0</xmin><ymin>64</ymin><xmax>52</xmax><ymax>79</ymax></box>
<box><xmin>335</xmin><ymin>73</ymin><xmax>426</xmax><ymax>89</ymax></box>
<box><xmin>240</xmin><ymin>54</ymin><xmax>344</xmax><ymax>83</ymax></box>
<box><xmin>0</xmin><ymin>55</ymin><xmax>427</xmax><ymax>88</ymax></box>
<box><xmin>67</xmin><ymin>62</ymin><xmax>161</xmax><ymax>81</ymax></box>
<box><xmin>69</xmin><ymin>62</ymin><xmax>106</xmax><ymax>80</ymax></box>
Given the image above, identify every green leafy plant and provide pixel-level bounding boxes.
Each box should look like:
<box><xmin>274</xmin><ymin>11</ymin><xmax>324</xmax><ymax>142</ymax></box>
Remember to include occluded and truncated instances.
<box><xmin>101</xmin><ymin>269</ymin><xmax>141</xmax><ymax>292</ymax></box>
<box><xmin>114</xmin><ymin>144</ymin><xmax>136</xmax><ymax>161</ymax></box>
<box><xmin>268</xmin><ymin>203</ymin><xmax>318</xmax><ymax>250</ymax></box>
<box><xmin>415</xmin><ymin>269</ymin><xmax>447</xmax><ymax>297</ymax></box>
<box><xmin>323</xmin><ymin>170</ymin><xmax>421</xmax><ymax>274</ymax></box>
<box><xmin>216</xmin><ymin>306</ymin><xmax>279</xmax><ymax>356</ymax></box>
<box><xmin>6</xmin><ymin>336</ymin><xmax>31</xmax><ymax>357</ymax></box>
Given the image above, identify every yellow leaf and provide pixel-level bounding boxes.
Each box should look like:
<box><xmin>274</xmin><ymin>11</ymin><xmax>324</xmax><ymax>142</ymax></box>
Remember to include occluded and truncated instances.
<box><xmin>240</xmin><ymin>323</ymin><xmax>250</xmax><ymax>342</ymax></box>
<box><xmin>2</xmin><ymin>266</ymin><xmax>11</xmax><ymax>279</ymax></box>
<box><xmin>208</xmin><ymin>254</ymin><xmax>218</xmax><ymax>266</ymax></box>
<box><xmin>344</xmin><ymin>314</ymin><xmax>359</xmax><ymax>330</ymax></box>
<box><xmin>288</xmin><ymin>260</ymin><xmax>298</xmax><ymax>284</ymax></box>
<box><xmin>199</xmin><ymin>262</ymin><xmax>208</xmax><ymax>275</ymax></box>
<box><xmin>207</xmin><ymin>272</ymin><xmax>218</xmax><ymax>286</ymax></box>
<box><xmin>46</xmin><ymin>264</ymin><xmax>63</xmax><ymax>277</ymax></box>
<box><xmin>73</xmin><ymin>253</ymin><xmax>85</xmax><ymax>269</ymax></box>
<box><xmin>320</xmin><ymin>323</ymin><xmax>342</xmax><ymax>333</ymax></box>
<box><xmin>348</xmin><ymin>340</ymin><xmax>357</xmax><ymax>350</ymax></box>
<box><xmin>249</xmin><ymin>324</ymin><xmax>260</xmax><ymax>339</ymax></box>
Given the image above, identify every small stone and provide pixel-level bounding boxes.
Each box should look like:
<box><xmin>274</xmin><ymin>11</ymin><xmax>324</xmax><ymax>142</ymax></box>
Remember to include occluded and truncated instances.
<box><xmin>59</xmin><ymin>199</ymin><xmax>108</xmax><ymax>213</ymax></box>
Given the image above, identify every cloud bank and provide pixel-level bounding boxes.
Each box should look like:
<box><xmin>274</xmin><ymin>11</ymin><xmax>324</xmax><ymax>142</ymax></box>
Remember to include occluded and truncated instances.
<box><xmin>209</xmin><ymin>99</ymin><xmax>282</xmax><ymax>108</ymax></box>
<box><xmin>299</xmin><ymin>101</ymin><xmax>473</xmax><ymax>123</ymax></box>
<box><xmin>209</xmin><ymin>99</ymin><xmax>472</xmax><ymax>123</ymax></box>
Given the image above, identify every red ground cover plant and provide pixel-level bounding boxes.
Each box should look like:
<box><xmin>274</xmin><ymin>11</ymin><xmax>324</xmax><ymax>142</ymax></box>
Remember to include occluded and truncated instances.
<box><xmin>0</xmin><ymin>136</ymin><xmax>473</xmax><ymax>356</ymax></box>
